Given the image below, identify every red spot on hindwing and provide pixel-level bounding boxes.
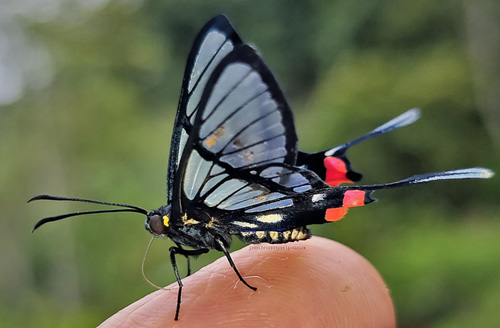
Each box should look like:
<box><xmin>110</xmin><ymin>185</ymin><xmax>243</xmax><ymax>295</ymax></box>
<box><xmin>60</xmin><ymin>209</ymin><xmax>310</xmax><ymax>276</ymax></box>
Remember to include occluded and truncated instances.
<box><xmin>325</xmin><ymin>207</ymin><xmax>348</xmax><ymax>222</ymax></box>
<box><xmin>343</xmin><ymin>190</ymin><xmax>366</xmax><ymax>207</ymax></box>
<box><xmin>324</xmin><ymin>190</ymin><xmax>366</xmax><ymax>222</ymax></box>
<box><xmin>324</xmin><ymin>157</ymin><xmax>352</xmax><ymax>186</ymax></box>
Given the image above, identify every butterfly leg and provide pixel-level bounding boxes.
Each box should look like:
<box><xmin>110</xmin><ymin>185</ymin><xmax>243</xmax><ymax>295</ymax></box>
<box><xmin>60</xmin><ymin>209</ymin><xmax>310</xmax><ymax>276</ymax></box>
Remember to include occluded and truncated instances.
<box><xmin>215</xmin><ymin>236</ymin><xmax>257</xmax><ymax>291</ymax></box>
<box><xmin>169</xmin><ymin>246</ymin><xmax>209</xmax><ymax>320</ymax></box>
<box><xmin>174</xmin><ymin>242</ymin><xmax>202</xmax><ymax>277</ymax></box>
<box><xmin>186</xmin><ymin>256</ymin><xmax>192</xmax><ymax>277</ymax></box>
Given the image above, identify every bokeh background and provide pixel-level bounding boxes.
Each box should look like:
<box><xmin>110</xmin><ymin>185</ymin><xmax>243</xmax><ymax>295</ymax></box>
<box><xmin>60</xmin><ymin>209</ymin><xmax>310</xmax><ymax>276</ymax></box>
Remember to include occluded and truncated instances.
<box><xmin>1</xmin><ymin>1</ymin><xmax>499</xmax><ymax>327</ymax></box>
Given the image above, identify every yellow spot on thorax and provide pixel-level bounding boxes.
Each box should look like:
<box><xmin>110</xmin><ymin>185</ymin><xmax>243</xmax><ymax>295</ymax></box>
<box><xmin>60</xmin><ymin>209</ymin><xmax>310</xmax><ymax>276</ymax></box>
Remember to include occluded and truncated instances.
<box><xmin>182</xmin><ymin>213</ymin><xmax>200</xmax><ymax>226</ymax></box>
<box><xmin>163</xmin><ymin>215</ymin><xmax>170</xmax><ymax>227</ymax></box>
<box><xmin>206</xmin><ymin>217</ymin><xmax>216</xmax><ymax>228</ymax></box>
<box><xmin>184</xmin><ymin>218</ymin><xmax>200</xmax><ymax>225</ymax></box>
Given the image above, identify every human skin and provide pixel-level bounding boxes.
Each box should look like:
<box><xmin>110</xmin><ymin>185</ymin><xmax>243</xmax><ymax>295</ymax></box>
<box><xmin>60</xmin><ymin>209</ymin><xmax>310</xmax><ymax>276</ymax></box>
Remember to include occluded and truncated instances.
<box><xmin>99</xmin><ymin>236</ymin><xmax>396</xmax><ymax>327</ymax></box>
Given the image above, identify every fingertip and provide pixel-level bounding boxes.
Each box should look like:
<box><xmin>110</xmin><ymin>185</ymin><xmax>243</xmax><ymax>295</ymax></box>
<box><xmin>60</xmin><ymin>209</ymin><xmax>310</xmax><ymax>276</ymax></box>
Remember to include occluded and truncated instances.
<box><xmin>231</xmin><ymin>237</ymin><xmax>396</xmax><ymax>327</ymax></box>
<box><xmin>100</xmin><ymin>237</ymin><xmax>395</xmax><ymax>327</ymax></box>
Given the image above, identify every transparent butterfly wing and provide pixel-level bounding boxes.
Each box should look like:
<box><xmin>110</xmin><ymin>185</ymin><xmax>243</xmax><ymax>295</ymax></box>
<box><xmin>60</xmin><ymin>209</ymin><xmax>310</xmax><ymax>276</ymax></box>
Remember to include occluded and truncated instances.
<box><xmin>173</xmin><ymin>44</ymin><xmax>309</xmax><ymax>222</ymax></box>
<box><xmin>204</xmin><ymin>164</ymin><xmax>333</xmax><ymax>232</ymax></box>
<box><xmin>167</xmin><ymin>15</ymin><xmax>243</xmax><ymax>202</ymax></box>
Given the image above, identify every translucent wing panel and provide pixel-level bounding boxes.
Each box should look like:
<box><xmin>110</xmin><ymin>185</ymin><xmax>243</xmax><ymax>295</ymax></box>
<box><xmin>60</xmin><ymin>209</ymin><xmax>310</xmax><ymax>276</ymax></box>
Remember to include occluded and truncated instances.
<box><xmin>217</xmin><ymin>185</ymin><xmax>264</xmax><ymax>208</ymax></box>
<box><xmin>167</xmin><ymin>16</ymin><xmax>242</xmax><ymax>202</ymax></box>
<box><xmin>201</xmin><ymin>66</ymin><xmax>269</xmax><ymax>119</ymax></box>
<box><xmin>221</xmin><ymin>115</ymin><xmax>285</xmax><ymax>155</ymax></box>
<box><xmin>182</xmin><ymin>159</ymin><xmax>324</xmax><ymax>214</ymax></box>
<box><xmin>175</xmin><ymin>129</ymin><xmax>189</xmax><ymax>167</ymax></box>
<box><xmin>176</xmin><ymin>26</ymin><xmax>238</xmax><ymax>169</ymax></box>
<box><xmin>186</xmin><ymin>34</ymin><xmax>236</xmax><ymax>120</ymax></box>
<box><xmin>217</xmin><ymin>185</ymin><xmax>286</xmax><ymax>210</ymax></box>
<box><xmin>176</xmin><ymin>35</ymin><xmax>299</xmax><ymax>219</ymax></box>
<box><xmin>219</xmin><ymin>135</ymin><xmax>287</xmax><ymax>168</ymax></box>
<box><xmin>201</xmin><ymin>177</ymin><xmax>293</xmax><ymax>212</ymax></box>
<box><xmin>204</xmin><ymin>178</ymin><xmax>248</xmax><ymax>206</ymax></box>
<box><xmin>183</xmin><ymin>150</ymin><xmax>212</xmax><ymax>200</ymax></box>
<box><xmin>199</xmin><ymin>172</ymin><xmax>228</xmax><ymax>197</ymax></box>
<box><xmin>244</xmin><ymin>198</ymin><xmax>294</xmax><ymax>213</ymax></box>
<box><xmin>261</xmin><ymin>166</ymin><xmax>313</xmax><ymax>191</ymax></box>
<box><xmin>202</xmin><ymin>164</ymin><xmax>325</xmax><ymax>213</ymax></box>
<box><xmin>183</xmin><ymin>151</ymin><xmax>235</xmax><ymax>201</ymax></box>
<box><xmin>196</xmin><ymin>52</ymin><xmax>295</xmax><ymax>170</ymax></box>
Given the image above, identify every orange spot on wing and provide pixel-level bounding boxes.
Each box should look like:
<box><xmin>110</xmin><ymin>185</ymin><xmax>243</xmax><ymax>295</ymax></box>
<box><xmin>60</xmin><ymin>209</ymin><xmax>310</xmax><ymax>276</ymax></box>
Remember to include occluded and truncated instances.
<box><xmin>343</xmin><ymin>190</ymin><xmax>366</xmax><ymax>207</ymax></box>
<box><xmin>325</xmin><ymin>207</ymin><xmax>348</xmax><ymax>222</ymax></box>
<box><xmin>205</xmin><ymin>135</ymin><xmax>217</xmax><ymax>148</ymax></box>
<box><xmin>324</xmin><ymin>190</ymin><xmax>366</xmax><ymax>222</ymax></box>
<box><xmin>204</xmin><ymin>127</ymin><xmax>225</xmax><ymax>149</ymax></box>
<box><xmin>324</xmin><ymin>157</ymin><xmax>352</xmax><ymax>186</ymax></box>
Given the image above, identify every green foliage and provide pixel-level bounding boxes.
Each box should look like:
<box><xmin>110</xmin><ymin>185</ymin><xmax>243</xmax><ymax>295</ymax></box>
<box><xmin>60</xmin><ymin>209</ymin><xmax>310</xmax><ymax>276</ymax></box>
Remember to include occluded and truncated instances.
<box><xmin>0</xmin><ymin>0</ymin><xmax>498</xmax><ymax>326</ymax></box>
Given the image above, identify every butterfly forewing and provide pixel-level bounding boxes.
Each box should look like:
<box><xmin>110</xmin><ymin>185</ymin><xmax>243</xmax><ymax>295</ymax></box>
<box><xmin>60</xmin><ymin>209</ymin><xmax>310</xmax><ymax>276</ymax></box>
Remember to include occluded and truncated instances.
<box><xmin>167</xmin><ymin>16</ymin><xmax>243</xmax><ymax>202</ymax></box>
<box><xmin>173</xmin><ymin>44</ymin><xmax>306</xmax><ymax>223</ymax></box>
<box><xmin>185</xmin><ymin>34</ymin><xmax>238</xmax><ymax>122</ymax></box>
<box><xmin>195</xmin><ymin>50</ymin><xmax>297</xmax><ymax>168</ymax></box>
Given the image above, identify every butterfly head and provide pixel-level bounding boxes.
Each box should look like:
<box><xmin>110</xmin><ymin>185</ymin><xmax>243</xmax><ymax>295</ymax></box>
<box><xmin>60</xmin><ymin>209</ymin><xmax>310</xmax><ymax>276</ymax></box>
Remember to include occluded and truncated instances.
<box><xmin>145</xmin><ymin>205</ymin><xmax>172</xmax><ymax>237</ymax></box>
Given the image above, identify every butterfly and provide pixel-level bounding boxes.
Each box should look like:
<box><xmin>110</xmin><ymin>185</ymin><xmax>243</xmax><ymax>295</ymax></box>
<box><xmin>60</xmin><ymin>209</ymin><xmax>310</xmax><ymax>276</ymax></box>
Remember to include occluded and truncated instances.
<box><xmin>30</xmin><ymin>15</ymin><xmax>493</xmax><ymax>320</ymax></box>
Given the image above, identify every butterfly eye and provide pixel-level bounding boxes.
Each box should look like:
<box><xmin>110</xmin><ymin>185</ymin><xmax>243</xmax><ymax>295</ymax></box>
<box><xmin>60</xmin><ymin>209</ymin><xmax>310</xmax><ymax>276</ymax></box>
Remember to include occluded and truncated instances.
<box><xmin>148</xmin><ymin>214</ymin><xmax>165</xmax><ymax>235</ymax></box>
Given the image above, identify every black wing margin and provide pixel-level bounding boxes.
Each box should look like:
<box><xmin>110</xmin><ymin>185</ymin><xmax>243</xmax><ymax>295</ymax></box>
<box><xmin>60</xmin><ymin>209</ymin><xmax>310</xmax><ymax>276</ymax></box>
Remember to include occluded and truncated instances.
<box><xmin>167</xmin><ymin>15</ymin><xmax>243</xmax><ymax>203</ymax></box>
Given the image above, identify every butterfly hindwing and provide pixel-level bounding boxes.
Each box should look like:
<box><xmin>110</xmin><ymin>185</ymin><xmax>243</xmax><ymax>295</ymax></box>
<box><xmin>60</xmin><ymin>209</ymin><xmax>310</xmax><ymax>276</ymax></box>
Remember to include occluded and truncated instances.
<box><xmin>212</xmin><ymin>164</ymin><xmax>335</xmax><ymax>230</ymax></box>
<box><xmin>297</xmin><ymin>108</ymin><xmax>421</xmax><ymax>186</ymax></box>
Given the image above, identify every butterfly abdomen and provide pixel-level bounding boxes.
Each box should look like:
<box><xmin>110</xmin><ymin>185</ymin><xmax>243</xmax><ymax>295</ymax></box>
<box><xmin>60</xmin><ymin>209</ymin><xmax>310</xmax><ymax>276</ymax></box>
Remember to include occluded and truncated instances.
<box><xmin>237</xmin><ymin>226</ymin><xmax>311</xmax><ymax>244</ymax></box>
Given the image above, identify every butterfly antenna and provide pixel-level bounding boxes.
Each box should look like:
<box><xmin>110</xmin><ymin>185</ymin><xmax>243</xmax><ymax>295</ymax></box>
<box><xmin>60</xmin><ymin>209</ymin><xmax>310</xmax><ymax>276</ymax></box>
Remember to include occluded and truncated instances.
<box><xmin>325</xmin><ymin>108</ymin><xmax>421</xmax><ymax>156</ymax></box>
<box><xmin>351</xmin><ymin>167</ymin><xmax>494</xmax><ymax>191</ymax></box>
<box><xmin>28</xmin><ymin>194</ymin><xmax>148</xmax><ymax>232</ymax></box>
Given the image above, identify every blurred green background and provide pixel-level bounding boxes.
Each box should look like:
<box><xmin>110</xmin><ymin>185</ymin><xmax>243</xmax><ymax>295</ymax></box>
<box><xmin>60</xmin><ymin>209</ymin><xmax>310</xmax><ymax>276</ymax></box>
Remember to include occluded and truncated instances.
<box><xmin>1</xmin><ymin>0</ymin><xmax>499</xmax><ymax>327</ymax></box>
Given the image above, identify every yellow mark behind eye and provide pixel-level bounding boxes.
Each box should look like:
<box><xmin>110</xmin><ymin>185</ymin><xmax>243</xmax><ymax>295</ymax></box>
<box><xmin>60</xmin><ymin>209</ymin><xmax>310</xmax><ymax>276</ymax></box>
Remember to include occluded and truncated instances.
<box><xmin>163</xmin><ymin>215</ymin><xmax>170</xmax><ymax>227</ymax></box>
